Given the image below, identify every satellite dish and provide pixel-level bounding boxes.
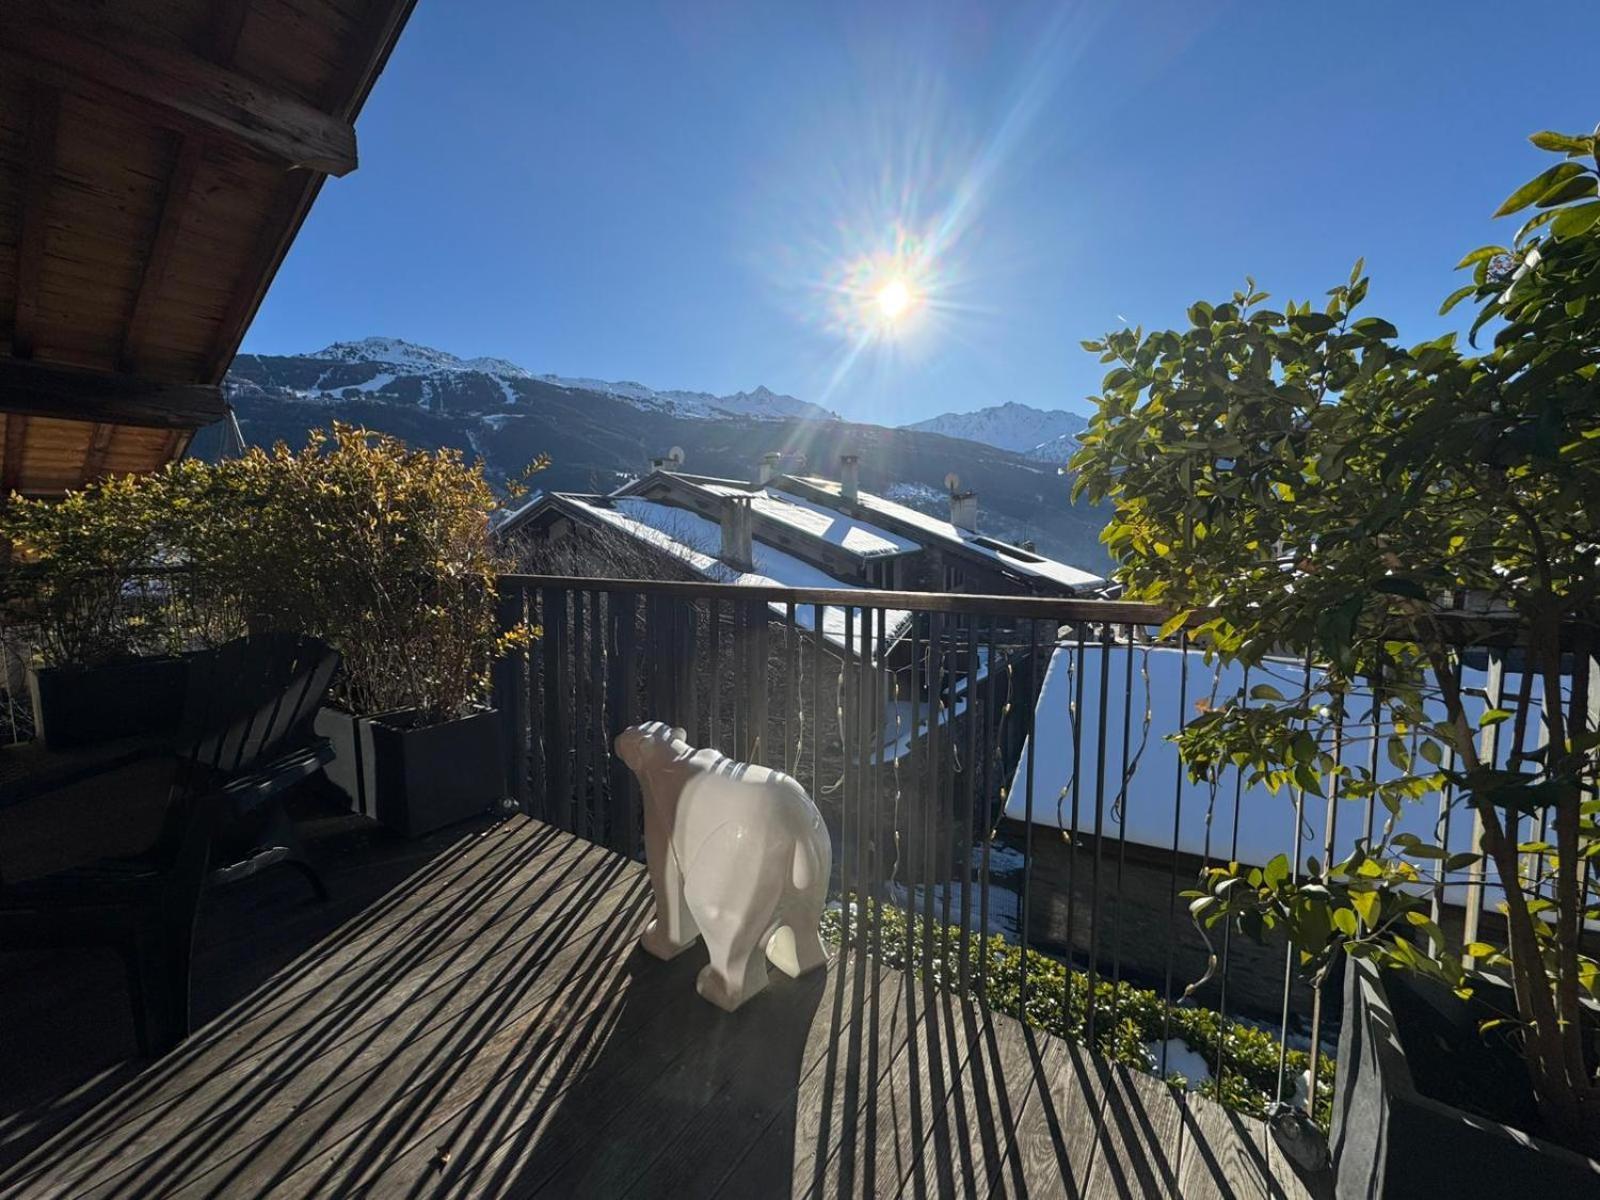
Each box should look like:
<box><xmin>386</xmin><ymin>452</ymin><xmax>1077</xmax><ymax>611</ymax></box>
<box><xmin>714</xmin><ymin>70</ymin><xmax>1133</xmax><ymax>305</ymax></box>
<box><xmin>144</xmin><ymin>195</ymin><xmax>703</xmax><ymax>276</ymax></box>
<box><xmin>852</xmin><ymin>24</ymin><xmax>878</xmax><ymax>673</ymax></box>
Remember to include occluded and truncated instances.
<box><xmin>667</xmin><ymin>446</ymin><xmax>685</xmax><ymax>466</ymax></box>
<box><xmin>944</xmin><ymin>472</ymin><xmax>961</xmax><ymax>494</ymax></box>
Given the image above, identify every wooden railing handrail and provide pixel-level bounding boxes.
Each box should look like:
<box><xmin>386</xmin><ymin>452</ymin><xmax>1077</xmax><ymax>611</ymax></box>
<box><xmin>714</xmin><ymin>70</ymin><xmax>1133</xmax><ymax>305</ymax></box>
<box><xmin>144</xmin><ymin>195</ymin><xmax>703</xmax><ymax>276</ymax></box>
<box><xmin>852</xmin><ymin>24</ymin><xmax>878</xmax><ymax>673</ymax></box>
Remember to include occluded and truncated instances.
<box><xmin>498</xmin><ymin>572</ymin><xmax>1170</xmax><ymax>622</ymax></box>
<box><xmin>495</xmin><ymin>572</ymin><xmax>1527</xmax><ymax>641</ymax></box>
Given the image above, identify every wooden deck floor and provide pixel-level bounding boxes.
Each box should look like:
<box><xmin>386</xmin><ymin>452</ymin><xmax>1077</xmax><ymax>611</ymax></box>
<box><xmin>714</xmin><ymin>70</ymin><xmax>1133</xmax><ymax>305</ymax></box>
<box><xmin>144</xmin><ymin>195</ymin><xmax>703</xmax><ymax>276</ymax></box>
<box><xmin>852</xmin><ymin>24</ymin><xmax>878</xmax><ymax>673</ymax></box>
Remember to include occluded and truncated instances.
<box><xmin>0</xmin><ymin>815</ymin><xmax>1330</xmax><ymax>1198</ymax></box>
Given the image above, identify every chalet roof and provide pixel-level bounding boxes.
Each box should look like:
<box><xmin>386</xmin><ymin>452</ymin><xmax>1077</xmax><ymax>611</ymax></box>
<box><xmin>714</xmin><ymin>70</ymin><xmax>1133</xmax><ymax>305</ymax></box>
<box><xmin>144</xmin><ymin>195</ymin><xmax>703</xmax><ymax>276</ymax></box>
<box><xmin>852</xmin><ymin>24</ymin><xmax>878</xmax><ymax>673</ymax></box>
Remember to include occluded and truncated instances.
<box><xmin>533</xmin><ymin>491</ymin><xmax>909</xmax><ymax>657</ymax></box>
<box><xmin>0</xmin><ymin>1</ymin><xmax>416</xmax><ymax>496</ymax></box>
<box><xmin>780</xmin><ymin>475</ymin><xmax>1106</xmax><ymax>593</ymax></box>
<box><xmin>612</xmin><ymin>471</ymin><xmax>920</xmax><ymax>561</ymax></box>
<box><xmin>498</xmin><ymin>467</ymin><xmax>1107</xmax><ymax>598</ymax></box>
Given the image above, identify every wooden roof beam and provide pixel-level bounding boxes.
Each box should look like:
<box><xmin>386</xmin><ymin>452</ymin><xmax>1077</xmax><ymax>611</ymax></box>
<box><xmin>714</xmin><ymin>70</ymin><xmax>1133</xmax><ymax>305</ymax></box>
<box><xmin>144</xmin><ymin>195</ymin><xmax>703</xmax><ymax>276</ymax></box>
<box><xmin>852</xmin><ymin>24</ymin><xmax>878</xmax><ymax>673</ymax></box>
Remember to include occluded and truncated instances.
<box><xmin>121</xmin><ymin>0</ymin><xmax>254</xmax><ymax>374</ymax></box>
<box><xmin>1</xmin><ymin>16</ymin><xmax>358</xmax><ymax>176</ymax></box>
<box><xmin>11</xmin><ymin>86</ymin><xmax>60</xmax><ymax>361</ymax></box>
<box><xmin>202</xmin><ymin>0</ymin><xmax>417</xmax><ymax>380</ymax></box>
<box><xmin>0</xmin><ymin>358</ymin><xmax>226</xmax><ymax>431</ymax></box>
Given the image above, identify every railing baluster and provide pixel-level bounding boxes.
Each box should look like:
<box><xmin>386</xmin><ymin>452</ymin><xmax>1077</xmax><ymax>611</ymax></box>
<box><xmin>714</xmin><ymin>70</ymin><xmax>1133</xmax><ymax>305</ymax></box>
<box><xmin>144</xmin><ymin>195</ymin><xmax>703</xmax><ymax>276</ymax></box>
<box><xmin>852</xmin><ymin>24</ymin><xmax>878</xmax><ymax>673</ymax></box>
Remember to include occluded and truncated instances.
<box><xmin>541</xmin><ymin>585</ymin><xmax>570</xmax><ymax>833</ymax></box>
<box><xmin>1020</xmin><ymin>618</ymin><xmax>1038</xmax><ymax>1011</ymax></box>
<box><xmin>493</xmin><ymin>585</ymin><xmax>530</xmax><ymax>814</ymax></box>
<box><xmin>1215</xmin><ymin>662</ymin><xmax>1247</xmax><ymax>1094</ymax></box>
<box><xmin>1461</xmin><ymin>650</ymin><xmax>1504</xmax><ymax>956</ymax></box>
<box><xmin>978</xmin><ymin>616</ymin><xmax>998</xmax><ymax>995</ymax></box>
<box><xmin>1110</xmin><ymin>625</ymin><xmax>1137</xmax><ymax>1050</ymax></box>
<box><xmin>907</xmin><ymin>612</ymin><xmax>923</xmax><ymax>969</ymax></box>
<box><xmin>1086</xmin><ymin>623</ymin><xmax>1112</xmax><ymax>1043</ymax></box>
<box><xmin>1275</xmin><ymin>653</ymin><xmax>1314</xmax><ymax>1102</ymax></box>
<box><xmin>842</xmin><ymin>604</ymin><xmax>856</xmax><ymax>928</ymax></box>
<box><xmin>959</xmin><ymin>613</ymin><xmax>979</xmax><ymax>990</ymax></box>
<box><xmin>708</xmin><ymin>598</ymin><xmax>722</xmax><ymax>753</ymax></box>
<box><xmin>606</xmin><ymin>592</ymin><xmax>636</xmax><ymax>853</ymax></box>
<box><xmin>1160</xmin><ymin>632</ymin><xmax>1190</xmax><ymax>1078</ymax></box>
<box><xmin>752</xmin><ymin>606</ymin><xmax>770</xmax><ymax>766</ymax></box>
<box><xmin>785</xmin><ymin>601</ymin><xmax>797</xmax><ymax>772</ymax></box>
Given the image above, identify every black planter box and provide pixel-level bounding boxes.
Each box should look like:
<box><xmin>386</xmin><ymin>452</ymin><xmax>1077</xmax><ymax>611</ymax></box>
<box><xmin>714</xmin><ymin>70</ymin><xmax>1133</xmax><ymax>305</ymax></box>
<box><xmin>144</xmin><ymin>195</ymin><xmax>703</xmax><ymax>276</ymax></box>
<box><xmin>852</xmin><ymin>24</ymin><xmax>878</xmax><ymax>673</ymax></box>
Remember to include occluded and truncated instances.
<box><xmin>1330</xmin><ymin>958</ymin><xmax>1600</xmax><ymax>1197</ymax></box>
<box><xmin>28</xmin><ymin>656</ymin><xmax>190</xmax><ymax>750</ymax></box>
<box><xmin>314</xmin><ymin>705</ymin><xmax>504</xmax><ymax>838</ymax></box>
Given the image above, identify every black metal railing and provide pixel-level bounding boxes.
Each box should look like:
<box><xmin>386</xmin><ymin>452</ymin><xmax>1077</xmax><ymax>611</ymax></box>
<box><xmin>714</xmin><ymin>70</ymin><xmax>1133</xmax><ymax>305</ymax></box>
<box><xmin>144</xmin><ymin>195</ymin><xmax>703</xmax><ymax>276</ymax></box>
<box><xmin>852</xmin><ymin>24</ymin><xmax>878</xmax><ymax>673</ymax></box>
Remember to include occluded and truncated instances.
<box><xmin>491</xmin><ymin>574</ymin><xmax>1549</xmax><ymax>1121</ymax></box>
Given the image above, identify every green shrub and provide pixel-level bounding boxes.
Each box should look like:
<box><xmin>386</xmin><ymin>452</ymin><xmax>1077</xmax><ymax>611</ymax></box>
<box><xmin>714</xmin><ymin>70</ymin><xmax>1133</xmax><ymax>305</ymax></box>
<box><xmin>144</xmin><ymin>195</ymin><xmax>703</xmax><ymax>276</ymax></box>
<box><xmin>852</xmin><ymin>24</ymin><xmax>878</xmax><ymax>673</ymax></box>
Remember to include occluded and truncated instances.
<box><xmin>821</xmin><ymin>896</ymin><xmax>1332</xmax><ymax>1126</ymax></box>
<box><xmin>1</xmin><ymin>423</ymin><xmax>542</xmax><ymax>723</ymax></box>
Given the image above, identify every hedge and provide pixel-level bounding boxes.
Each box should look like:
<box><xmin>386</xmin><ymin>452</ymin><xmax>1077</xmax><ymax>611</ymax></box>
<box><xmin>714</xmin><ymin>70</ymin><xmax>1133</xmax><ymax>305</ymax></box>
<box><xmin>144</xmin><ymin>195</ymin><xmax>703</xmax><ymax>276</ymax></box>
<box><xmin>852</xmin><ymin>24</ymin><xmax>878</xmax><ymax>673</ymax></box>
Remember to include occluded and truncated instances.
<box><xmin>820</xmin><ymin>896</ymin><xmax>1333</xmax><ymax>1127</ymax></box>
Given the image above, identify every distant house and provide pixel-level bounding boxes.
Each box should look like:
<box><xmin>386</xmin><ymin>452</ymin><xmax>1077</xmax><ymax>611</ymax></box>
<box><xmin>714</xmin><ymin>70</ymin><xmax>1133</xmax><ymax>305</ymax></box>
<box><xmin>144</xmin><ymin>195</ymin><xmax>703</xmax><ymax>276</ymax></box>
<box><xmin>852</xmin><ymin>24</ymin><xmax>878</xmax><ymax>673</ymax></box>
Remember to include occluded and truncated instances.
<box><xmin>496</xmin><ymin>454</ymin><xmax>1108</xmax><ymax>852</ymax></box>
<box><xmin>496</xmin><ymin>451</ymin><xmax>1106</xmax><ymax>601</ymax></box>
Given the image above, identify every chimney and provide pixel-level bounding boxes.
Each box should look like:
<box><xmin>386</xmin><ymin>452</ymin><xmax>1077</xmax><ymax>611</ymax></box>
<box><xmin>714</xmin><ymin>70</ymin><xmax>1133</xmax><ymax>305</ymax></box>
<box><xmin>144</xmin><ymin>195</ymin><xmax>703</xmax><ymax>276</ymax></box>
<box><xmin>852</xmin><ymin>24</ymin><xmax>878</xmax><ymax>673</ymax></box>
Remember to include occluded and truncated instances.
<box><xmin>949</xmin><ymin>489</ymin><xmax>978</xmax><ymax>532</ymax></box>
<box><xmin>757</xmin><ymin>451</ymin><xmax>782</xmax><ymax>486</ymax></box>
<box><xmin>839</xmin><ymin>453</ymin><xmax>860</xmax><ymax>503</ymax></box>
<box><xmin>720</xmin><ymin>495</ymin><xmax>754</xmax><ymax>572</ymax></box>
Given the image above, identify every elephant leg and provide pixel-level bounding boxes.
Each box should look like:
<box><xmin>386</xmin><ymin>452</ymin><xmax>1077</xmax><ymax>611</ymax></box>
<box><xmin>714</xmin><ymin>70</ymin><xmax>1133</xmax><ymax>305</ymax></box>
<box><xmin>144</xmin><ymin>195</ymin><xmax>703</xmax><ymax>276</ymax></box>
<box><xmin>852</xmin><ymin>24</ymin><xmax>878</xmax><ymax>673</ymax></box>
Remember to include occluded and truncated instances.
<box><xmin>685</xmin><ymin>829</ymin><xmax>787</xmax><ymax>1011</ymax></box>
<box><xmin>640</xmin><ymin>845</ymin><xmax>700</xmax><ymax>960</ymax></box>
<box><xmin>696</xmin><ymin>920</ymin><xmax>771</xmax><ymax>1013</ymax></box>
<box><xmin>767</xmin><ymin>821</ymin><xmax>832</xmax><ymax>978</ymax></box>
<box><xmin>766</xmin><ymin>893</ymin><xmax>829</xmax><ymax>979</ymax></box>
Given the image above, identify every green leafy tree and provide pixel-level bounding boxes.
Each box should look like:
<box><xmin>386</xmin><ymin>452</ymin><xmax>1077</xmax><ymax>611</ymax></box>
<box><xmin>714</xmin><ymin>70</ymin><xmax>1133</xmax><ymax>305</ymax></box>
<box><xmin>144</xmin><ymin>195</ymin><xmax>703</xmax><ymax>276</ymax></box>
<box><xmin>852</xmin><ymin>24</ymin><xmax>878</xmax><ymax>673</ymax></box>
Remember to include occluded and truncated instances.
<box><xmin>1071</xmin><ymin>124</ymin><xmax>1600</xmax><ymax>1152</ymax></box>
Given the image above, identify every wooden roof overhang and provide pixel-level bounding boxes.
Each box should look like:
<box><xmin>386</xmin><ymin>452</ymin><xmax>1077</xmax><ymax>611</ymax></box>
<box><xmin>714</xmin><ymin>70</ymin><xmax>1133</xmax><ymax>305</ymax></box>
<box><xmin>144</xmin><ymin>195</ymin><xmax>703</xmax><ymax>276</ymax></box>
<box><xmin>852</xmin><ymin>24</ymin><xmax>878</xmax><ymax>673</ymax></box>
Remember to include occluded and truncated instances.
<box><xmin>0</xmin><ymin>0</ymin><xmax>417</xmax><ymax>496</ymax></box>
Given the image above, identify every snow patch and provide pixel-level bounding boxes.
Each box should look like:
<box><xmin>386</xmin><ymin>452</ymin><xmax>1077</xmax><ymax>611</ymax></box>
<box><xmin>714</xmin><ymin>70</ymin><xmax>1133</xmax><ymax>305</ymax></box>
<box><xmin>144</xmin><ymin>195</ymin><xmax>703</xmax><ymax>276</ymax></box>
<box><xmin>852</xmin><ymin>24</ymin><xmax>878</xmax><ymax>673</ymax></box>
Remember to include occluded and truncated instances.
<box><xmin>1144</xmin><ymin>1040</ymin><xmax>1212</xmax><ymax>1089</ymax></box>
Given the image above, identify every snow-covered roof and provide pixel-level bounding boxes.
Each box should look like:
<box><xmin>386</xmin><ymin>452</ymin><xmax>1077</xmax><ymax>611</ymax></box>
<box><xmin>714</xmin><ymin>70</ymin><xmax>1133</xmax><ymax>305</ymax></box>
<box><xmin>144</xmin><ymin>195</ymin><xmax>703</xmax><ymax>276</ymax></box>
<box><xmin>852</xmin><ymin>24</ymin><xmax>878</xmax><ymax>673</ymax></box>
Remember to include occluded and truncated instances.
<box><xmin>551</xmin><ymin>494</ymin><xmax>910</xmax><ymax>657</ymax></box>
<box><xmin>789</xmin><ymin>476</ymin><xmax>1105</xmax><ymax>591</ymax></box>
<box><xmin>1004</xmin><ymin>643</ymin><xmax>1515</xmax><ymax>904</ymax></box>
<box><xmin>696</xmin><ymin>482</ymin><xmax>919</xmax><ymax>559</ymax></box>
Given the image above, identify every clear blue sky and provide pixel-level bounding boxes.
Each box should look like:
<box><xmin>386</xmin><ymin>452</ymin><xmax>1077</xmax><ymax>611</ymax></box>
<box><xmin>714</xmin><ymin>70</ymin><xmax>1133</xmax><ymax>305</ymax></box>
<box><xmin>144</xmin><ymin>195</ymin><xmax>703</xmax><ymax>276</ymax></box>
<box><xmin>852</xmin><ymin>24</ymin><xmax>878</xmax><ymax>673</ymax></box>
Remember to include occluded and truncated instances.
<box><xmin>241</xmin><ymin>0</ymin><xmax>1597</xmax><ymax>425</ymax></box>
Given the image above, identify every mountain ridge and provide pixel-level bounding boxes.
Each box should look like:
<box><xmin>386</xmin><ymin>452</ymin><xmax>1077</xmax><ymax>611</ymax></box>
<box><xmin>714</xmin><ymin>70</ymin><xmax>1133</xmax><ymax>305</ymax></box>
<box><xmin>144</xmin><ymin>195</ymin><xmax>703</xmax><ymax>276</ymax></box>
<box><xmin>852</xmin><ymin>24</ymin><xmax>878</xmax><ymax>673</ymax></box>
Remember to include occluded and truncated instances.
<box><xmin>221</xmin><ymin>337</ymin><xmax>1112</xmax><ymax>568</ymax></box>
<box><xmin>904</xmin><ymin>401</ymin><xmax>1089</xmax><ymax>458</ymax></box>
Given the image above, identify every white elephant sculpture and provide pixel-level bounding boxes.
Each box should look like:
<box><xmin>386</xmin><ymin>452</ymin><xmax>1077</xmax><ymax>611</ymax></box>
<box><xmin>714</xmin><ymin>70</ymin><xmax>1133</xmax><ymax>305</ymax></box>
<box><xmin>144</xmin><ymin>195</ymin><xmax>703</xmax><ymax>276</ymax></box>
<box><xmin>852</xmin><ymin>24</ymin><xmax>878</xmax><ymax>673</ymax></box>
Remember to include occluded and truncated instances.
<box><xmin>614</xmin><ymin>722</ymin><xmax>832</xmax><ymax>1012</ymax></box>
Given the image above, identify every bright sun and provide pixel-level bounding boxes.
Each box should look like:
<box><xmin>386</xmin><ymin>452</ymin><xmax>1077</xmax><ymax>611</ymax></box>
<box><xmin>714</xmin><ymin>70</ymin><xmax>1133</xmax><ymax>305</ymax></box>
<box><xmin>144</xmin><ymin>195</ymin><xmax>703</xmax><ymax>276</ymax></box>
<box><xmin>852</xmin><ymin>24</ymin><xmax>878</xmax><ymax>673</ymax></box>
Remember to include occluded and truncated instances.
<box><xmin>875</xmin><ymin>278</ymin><xmax>914</xmax><ymax>322</ymax></box>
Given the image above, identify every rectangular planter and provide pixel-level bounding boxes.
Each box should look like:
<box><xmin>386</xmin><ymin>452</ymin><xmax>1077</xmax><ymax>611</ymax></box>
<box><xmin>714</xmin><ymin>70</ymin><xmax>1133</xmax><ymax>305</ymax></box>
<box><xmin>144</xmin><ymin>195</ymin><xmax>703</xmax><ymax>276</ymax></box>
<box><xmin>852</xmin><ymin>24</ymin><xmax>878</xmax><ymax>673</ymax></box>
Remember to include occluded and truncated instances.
<box><xmin>1329</xmin><ymin>957</ymin><xmax>1600</xmax><ymax>1198</ymax></box>
<box><xmin>313</xmin><ymin>706</ymin><xmax>386</xmax><ymax>819</ymax></box>
<box><xmin>314</xmin><ymin>705</ymin><xmax>505</xmax><ymax>838</ymax></box>
<box><xmin>28</xmin><ymin>656</ymin><xmax>190</xmax><ymax>750</ymax></box>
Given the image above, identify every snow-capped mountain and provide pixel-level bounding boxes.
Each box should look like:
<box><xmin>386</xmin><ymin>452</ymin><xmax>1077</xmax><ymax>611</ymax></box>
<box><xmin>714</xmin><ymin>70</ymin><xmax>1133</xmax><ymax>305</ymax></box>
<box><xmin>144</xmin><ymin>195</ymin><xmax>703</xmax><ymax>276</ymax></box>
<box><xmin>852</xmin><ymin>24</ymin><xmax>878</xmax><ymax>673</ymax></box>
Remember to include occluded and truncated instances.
<box><xmin>266</xmin><ymin>336</ymin><xmax>836</xmax><ymax>422</ymax></box>
<box><xmin>1024</xmin><ymin>429</ymin><xmax>1083</xmax><ymax>465</ymax></box>
<box><xmin>221</xmin><ymin>338</ymin><xmax>1114</xmax><ymax>568</ymax></box>
<box><xmin>308</xmin><ymin>336</ymin><xmax>534</xmax><ymax>379</ymax></box>
<box><xmin>904</xmin><ymin>401</ymin><xmax>1088</xmax><ymax>457</ymax></box>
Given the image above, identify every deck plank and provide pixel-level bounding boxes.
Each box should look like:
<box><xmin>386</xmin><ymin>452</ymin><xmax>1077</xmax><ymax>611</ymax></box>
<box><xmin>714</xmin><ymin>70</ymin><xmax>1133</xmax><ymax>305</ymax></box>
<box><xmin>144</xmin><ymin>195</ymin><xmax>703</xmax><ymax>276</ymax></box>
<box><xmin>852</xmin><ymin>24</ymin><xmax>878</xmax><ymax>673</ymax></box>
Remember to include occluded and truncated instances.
<box><xmin>900</xmin><ymin>998</ymin><xmax>1049</xmax><ymax>1198</ymax></box>
<box><xmin>1084</xmin><ymin>1063</ymin><xmax>1187</xmax><ymax>1199</ymax></box>
<box><xmin>3</xmin><ymin>823</ymin><xmax>633</xmax><ymax>1198</ymax></box>
<box><xmin>1176</xmin><ymin>1091</ymin><xmax>1278</xmax><ymax>1200</ymax></box>
<box><xmin>2</xmin><ymin>817</ymin><xmax>1327</xmax><ymax>1200</ymax></box>
<box><xmin>988</xmin><ymin>1036</ymin><xmax>1111</xmax><ymax>1199</ymax></box>
<box><xmin>708</xmin><ymin>955</ymin><xmax>910</xmax><ymax>1199</ymax></box>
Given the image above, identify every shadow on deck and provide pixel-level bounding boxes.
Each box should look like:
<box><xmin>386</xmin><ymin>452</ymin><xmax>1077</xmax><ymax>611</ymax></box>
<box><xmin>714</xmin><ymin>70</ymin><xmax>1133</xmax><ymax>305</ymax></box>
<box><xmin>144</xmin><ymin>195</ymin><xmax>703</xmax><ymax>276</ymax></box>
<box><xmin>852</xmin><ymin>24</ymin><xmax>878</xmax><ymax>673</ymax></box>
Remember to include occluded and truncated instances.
<box><xmin>0</xmin><ymin>815</ymin><xmax>1330</xmax><ymax>1198</ymax></box>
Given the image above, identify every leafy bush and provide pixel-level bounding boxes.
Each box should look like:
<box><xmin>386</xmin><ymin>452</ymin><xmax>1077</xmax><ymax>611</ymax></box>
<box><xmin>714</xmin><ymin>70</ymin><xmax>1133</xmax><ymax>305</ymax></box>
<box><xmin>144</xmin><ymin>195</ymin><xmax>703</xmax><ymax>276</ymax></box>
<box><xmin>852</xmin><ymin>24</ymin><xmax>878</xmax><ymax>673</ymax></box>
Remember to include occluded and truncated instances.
<box><xmin>1</xmin><ymin>423</ymin><xmax>540</xmax><ymax>723</ymax></box>
<box><xmin>821</xmin><ymin>896</ymin><xmax>1330</xmax><ymax>1126</ymax></box>
<box><xmin>0</xmin><ymin>473</ymin><xmax>218</xmax><ymax>667</ymax></box>
<box><xmin>162</xmin><ymin>424</ymin><xmax>524</xmax><ymax>722</ymax></box>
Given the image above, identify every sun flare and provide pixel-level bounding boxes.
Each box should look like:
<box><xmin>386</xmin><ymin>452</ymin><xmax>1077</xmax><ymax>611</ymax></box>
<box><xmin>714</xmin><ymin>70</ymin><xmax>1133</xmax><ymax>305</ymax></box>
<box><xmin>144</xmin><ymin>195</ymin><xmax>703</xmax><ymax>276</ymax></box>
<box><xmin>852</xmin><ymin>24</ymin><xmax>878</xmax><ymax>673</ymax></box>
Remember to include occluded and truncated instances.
<box><xmin>875</xmin><ymin>278</ymin><xmax>914</xmax><ymax>322</ymax></box>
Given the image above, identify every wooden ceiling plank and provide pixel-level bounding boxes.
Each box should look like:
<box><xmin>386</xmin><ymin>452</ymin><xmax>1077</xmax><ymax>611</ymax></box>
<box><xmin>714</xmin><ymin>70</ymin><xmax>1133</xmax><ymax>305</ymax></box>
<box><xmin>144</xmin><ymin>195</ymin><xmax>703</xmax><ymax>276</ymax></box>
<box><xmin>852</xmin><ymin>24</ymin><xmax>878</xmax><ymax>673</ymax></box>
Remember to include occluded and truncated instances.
<box><xmin>1</xmin><ymin>16</ymin><xmax>358</xmax><ymax>177</ymax></box>
<box><xmin>0</xmin><ymin>358</ymin><xmax>225</xmax><ymax>430</ymax></box>
<box><xmin>11</xmin><ymin>86</ymin><xmax>61</xmax><ymax>360</ymax></box>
